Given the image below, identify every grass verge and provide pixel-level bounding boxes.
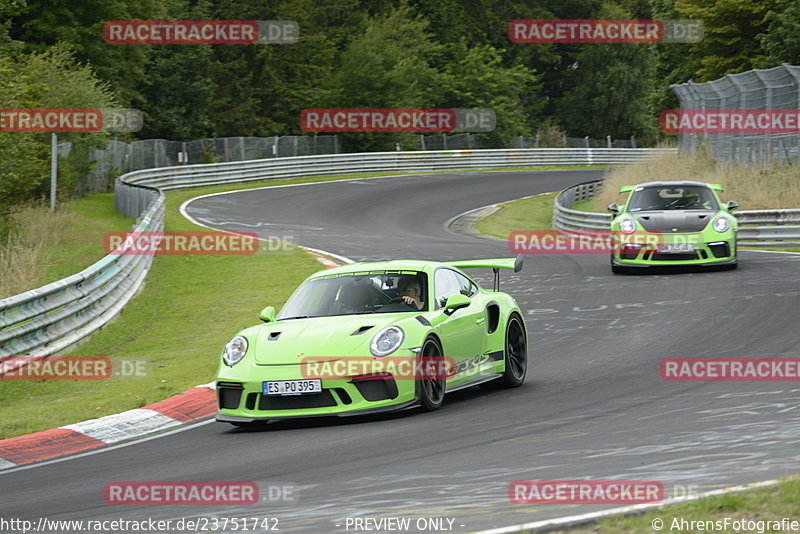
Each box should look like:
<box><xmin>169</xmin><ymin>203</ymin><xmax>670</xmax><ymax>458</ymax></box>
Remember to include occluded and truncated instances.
<box><xmin>475</xmin><ymin>192</ymin><xmax>559</xmax><ymax>239</ymax></box>
<box><xmin>539</xmin><ymin>478</ymin><xmax>800</xmax><ymax>533</ymax></box>
<box><xmin>0</xmin><ymin>195</ymin><xmax>135</xmax><ymax>299</ymax></box>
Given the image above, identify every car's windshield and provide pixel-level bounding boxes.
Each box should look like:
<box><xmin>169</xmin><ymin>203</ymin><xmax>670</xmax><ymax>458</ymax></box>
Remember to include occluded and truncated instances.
<box><xmin>277</xmin><ymin>271</ymin><xmax>428</xmax><ymax>319</ymax></box>
<box><xmin>627</xmin><ymin>185</ymin><xmax>719</xmax><ymax>212</ymax></box>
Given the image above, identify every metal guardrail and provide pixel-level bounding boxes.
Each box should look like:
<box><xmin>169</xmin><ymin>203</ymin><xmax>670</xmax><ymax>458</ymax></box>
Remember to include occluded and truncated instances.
<box><xmin>552</xmin><ymin>180</ymin><xmax>613</xmax><ymax>231</ymax></box>
<box><xmin>553</xmin><ymin>179</ymin><xmax>800</xmax><ymax>246</ymax></box>
<box><xmin>0</xmin><ymin>148</ymin><xmax>669</xmax><ymax>365</ymax></box>
<box><xmin>0</xmin><ymin>184</ymin><xmax>163</xmax><ymax>368</ymax></box>
<box><xmin>117</xmin><ymin>148</ymin><xmax>675</xmax><ymax>201</ymax></box>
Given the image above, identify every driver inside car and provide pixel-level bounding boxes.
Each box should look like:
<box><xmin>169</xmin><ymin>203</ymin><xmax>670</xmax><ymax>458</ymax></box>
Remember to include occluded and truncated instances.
<box><xmin>674</xmin><ymin>190</ymin><xmax>706</xmax><ymax>208</ymax></box>
<box><xmin>397</xmin><ymin>277</ymin><xmax>424</xmax><ymax>310</ymax></box>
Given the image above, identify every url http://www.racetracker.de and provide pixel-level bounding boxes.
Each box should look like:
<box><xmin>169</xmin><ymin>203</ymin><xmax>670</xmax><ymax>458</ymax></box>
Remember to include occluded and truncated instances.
<box><xmin>0</xmin><ymin>516</ymin><xmax>280</xmax><ymax>534</ymax></box>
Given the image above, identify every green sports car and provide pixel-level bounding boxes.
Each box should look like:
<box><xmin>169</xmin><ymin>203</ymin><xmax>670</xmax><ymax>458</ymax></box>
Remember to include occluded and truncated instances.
<box><xmin>215</xmin><ymin>257</ymin><xmax>527</xmax><ymax>427</ymax></box>
<box><xmin>608</xmin><ymin>180</ymin><xmax>739</xmax><ymax>273</ymax></box>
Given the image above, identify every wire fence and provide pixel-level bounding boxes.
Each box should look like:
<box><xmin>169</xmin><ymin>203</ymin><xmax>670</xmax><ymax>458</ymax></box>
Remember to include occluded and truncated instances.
<box><xmin>58</xmin><ymin>135</ymin><xmax>341</xmax><ymax>193</ymax></box>
<box><xmin>671</xmin><ymin>64</ymin><xmax>800</xmax><ymax>165</ymax></box>
<box><xmin>414</xmin><ymin>134</ymin><xmax>636</xmax><ymax>151</ymax></box>
<box><xmin>511</xmin><ymin>135</ymin><xmax>637</xmax><ymax>149</ymax></box>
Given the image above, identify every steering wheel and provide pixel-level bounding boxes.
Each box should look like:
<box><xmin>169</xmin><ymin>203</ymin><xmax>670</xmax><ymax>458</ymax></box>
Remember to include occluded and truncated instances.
<box><xmin>382</xmin><ymin>297</ymin><xmax>419</xmax><ymax>310</ymax></box>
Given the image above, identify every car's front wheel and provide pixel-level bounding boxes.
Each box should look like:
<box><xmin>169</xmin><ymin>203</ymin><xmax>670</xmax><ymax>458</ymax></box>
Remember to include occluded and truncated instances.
<box><xmin>417</xmin><ymin>336</ymin><xmax>445</xmax><ymax>411</ymax></box>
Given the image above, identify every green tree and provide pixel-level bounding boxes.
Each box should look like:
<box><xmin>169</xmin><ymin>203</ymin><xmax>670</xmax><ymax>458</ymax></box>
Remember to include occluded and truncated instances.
<box><xmin>554</xmin><ymin>3</ymin><xmax>657</xmax><ymax>142</ymax></box>
<box><xmin>676</xmin><ymin>0</ymin><xmax>776</xmax><ymax>82</ymax></box>
<box><xmin>438</xmin><ymin>40</ymin><xmax>540</xmax><ymax>147</ymax></box>
<box><xmin>135</xmin><ymin>1</ymin><xmax>216</xmax><ymax>140</ymax></box>
<box><xmin>329</xmin><ymin>2</ymin><xmax>447</xmax><ymax>151</ymax></box>
<box><xmin>760</xmin><ymin>0</ymin><xmax>800</xmax><ymax>64</ymax></box>
<box><xmin>8</xmin><ymin>0</ymin><xmax>169</xmax><ymax>106</ymax></box>
<box><xmin>0</xmin><ymin>45</ymin><xmax>116</xmax><ymax>216</ymax></box>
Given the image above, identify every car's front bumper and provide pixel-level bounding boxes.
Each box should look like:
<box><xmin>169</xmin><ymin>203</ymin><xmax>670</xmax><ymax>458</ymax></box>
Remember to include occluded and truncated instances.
<box><xmin>215</xmin><ymin>364</ymin><xmax>420</xmax><ymax>421</ymax></box>
<box><xmin>611</xmin><ymin>232</ymin><xmax>737</xmax><ymax>267</ymax></box>
<box><xmin>216</xmin><ymin>399</ymin><xmax>419</xmax><ymax>422</ymax></box>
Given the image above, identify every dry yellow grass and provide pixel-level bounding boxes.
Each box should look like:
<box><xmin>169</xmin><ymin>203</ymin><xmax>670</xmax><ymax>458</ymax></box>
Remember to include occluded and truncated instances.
<box><xmin>0</xmin><ymin>203</ymin><xmax>83</xmax><ymax>298</ymax></box>
<box><xmin>595</xmin><ymin>148</ymin><xmax>800</xmax><ymax>210</ymax></box>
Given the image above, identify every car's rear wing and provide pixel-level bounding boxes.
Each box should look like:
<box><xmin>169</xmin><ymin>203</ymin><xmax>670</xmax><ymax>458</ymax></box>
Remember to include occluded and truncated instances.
<box><xmin>620</xmin><ymin>183</ymin><xmax>724</xmax><ymax>193</ymax></box>
<box><xmin>445</xmin><ymin>255</ymin><xmax>522</xmax><ymax>291</ymax></box>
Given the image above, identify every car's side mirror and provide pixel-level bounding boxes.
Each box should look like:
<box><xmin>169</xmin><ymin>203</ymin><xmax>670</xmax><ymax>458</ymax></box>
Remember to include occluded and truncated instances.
<box><xmin>259</xmin><ymin>306</ymin><xmax>277</xmax><ymax>323</ymax></box>
<box><xmin>727</xmin><ymin>201</ymin><xmax>739</xmax><ymax>212</ymax></box>
<box><xmin>443</xmin><ymin>294</ymin><xmax>470</xmax><ymax>316</ymax></box>
<box><xmin>608</xmin><ymin>203</ymin><xmax>620</xmax><ymax>214</ymax></box>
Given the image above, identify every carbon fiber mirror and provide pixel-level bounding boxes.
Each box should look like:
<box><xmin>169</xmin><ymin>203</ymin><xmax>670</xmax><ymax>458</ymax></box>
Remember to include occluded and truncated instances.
<box><xmin>608</xmin><ymin>203</ymin><xmax>620</xmax><ymax>214</ymax></box>
<box><xmin>727</xmin><ymin>201</ymin><xmax>739</xmax><ymax>212</ymax></box>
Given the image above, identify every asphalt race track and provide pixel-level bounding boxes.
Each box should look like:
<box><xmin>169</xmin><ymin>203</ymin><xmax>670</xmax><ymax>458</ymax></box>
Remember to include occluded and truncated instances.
<box><xmin>5</xmin><ymin>170</ymin><xmax>800</xmax><ymax>533</ymax></box>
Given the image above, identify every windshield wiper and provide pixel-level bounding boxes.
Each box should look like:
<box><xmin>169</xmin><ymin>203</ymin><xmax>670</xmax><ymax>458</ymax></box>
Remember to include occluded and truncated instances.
<box><xmin>280</xmin><ymin>315</ymin><xmax>314</xmax><ymax>320</ymax></box>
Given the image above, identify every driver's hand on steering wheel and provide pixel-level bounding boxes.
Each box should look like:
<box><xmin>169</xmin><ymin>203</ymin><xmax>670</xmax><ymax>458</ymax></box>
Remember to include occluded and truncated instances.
<box><xmin>401</xmin><ymin>295</ymin><xmax>421</xmax><ymax>309</ymax></box>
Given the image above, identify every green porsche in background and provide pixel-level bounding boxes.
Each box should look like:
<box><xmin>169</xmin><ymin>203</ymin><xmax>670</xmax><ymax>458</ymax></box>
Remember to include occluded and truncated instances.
<box><xmin>608</xmin><ymin>180</ymin><xmax>739</xmax><ymax>273</ymax></box>
<box><xmin>215</xmin><ymin>257</ymin><xmax>527</xmax><ymax>427</ymax></box>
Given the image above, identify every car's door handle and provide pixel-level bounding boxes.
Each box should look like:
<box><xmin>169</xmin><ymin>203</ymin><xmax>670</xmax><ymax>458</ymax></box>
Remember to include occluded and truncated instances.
<box><xmin>476</xmin><ymin>318</ymin><xmax>485</xmax><ymax>325</ymax></box>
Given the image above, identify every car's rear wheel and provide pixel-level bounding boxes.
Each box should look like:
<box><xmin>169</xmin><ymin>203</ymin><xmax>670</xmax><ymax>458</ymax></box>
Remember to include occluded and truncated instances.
<box><xmin>499</xmin><ymin>314</ymin><xmax>527</xmax><ymax>388</ymax></box>
<box><xmin>417</xmin><ymin>337</ymin><xmax>445</xmax><ymax>411</ymax></box>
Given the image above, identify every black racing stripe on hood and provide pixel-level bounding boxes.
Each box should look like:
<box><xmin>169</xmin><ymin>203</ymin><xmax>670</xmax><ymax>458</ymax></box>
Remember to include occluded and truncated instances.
<box><xmin>633</xmin><ymin>211</ymin><xmax>715</xmax><ymax>233</ymax></box>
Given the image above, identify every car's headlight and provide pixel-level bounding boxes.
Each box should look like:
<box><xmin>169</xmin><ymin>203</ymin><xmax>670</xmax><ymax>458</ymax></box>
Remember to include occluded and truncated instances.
<box><xmin>712</xmin><ymin>216</ymin><xmax>730</xmax><ymax>233</ymax></box>
<box><xmin>619</xmin><ymin>218</ymin><xmax>637</xmax><ymax>234</ymax></box>
<box><xmin>370</xmin><ymin>326</ymin><xmax>404</xmax><ymax>357</ymax></box>
<box><xmin>223</xmin><ymin>336</ymin><xmax>248</xmax><ymax>366</ymax></box>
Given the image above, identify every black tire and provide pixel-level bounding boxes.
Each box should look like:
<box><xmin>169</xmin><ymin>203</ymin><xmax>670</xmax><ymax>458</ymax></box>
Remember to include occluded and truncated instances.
<box><xmin>499</xmin><ymin>314</ymin><xmax>527</xmax><ymax>388</ymax></box>
<box><xmin>417</xmin><ymin>337</ymin><xmax>445</xmax><ymax>411</ymax></box>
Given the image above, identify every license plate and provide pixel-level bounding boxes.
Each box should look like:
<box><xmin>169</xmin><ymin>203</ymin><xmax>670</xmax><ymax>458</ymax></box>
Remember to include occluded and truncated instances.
<box><xmin>658</xmin><ymin>243</ymin><xmax>694</xmax><ymax>253</ymax></box>
<box><xmin>263</xmin><ymin>379</ymin><xmax>322</xmax><ymax>396</ymax></box>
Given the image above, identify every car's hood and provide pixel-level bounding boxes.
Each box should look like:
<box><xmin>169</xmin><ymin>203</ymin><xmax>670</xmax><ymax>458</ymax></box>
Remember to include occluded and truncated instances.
<box><xmin>251</xmin><ymin>314</ymin><xmax>413</xmax><ymax>365</ymax></box>
<box><xmin>630</xmin><ymin>210</ymin><xmax>717</xmax><ymax>233</ymax></box>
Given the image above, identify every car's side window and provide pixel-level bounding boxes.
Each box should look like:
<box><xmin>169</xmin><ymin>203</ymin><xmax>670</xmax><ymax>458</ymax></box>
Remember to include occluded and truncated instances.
<box><xmin>434</xmin><ymin>269</ymin><xmax>463</xmax><ymax>309</ymax></box>
<box><xmin>453</xmin><ymin>271</ymin><xmax>478</xmax><ymax>297</ymax></box>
